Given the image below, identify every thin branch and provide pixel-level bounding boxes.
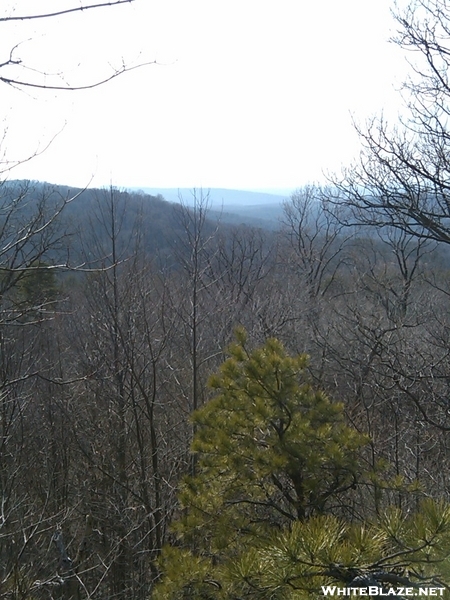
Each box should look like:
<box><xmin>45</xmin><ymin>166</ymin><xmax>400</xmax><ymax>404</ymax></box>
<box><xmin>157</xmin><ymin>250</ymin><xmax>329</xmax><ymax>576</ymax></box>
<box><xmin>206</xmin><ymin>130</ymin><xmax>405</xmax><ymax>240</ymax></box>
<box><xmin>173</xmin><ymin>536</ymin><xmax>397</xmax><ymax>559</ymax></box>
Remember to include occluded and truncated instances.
<box><xmin>0</xmin><ymin>60</ymin><xmax>156</xmax><ymax>91</ymax></box>
<box><xmin>0</xmin><ymin>1</ymin><xmax>135</xmax><ymax>22</ymax></box>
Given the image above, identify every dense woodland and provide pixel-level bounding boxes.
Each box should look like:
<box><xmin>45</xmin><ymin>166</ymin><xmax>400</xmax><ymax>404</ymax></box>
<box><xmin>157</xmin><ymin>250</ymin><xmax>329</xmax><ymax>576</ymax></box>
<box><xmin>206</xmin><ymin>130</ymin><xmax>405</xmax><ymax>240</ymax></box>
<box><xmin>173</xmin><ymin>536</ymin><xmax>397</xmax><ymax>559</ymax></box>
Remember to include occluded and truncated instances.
<box><xmin>4</xmin><ymin>0</ymin><xmax>450</xmax><ymax>598</ymax></box>
<box><xmin>0</xmin><ymin>178</ymin><xmax>450</xmax><ymax>599</ymax></box>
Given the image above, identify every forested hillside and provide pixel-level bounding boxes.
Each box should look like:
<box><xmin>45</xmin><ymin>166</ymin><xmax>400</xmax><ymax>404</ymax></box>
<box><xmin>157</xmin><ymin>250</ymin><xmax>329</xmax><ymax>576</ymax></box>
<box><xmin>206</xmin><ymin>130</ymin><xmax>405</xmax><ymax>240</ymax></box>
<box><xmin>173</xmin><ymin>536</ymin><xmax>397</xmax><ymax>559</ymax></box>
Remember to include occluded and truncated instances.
<box><xmin>1</xmin><ymin>178</ymin><xmax>450</xmax><ymax>598</ymax></box>
<box><xmin>4</xmin><ymin>0</ymin><xmax>450</xmax><ymax>598</ymax></box>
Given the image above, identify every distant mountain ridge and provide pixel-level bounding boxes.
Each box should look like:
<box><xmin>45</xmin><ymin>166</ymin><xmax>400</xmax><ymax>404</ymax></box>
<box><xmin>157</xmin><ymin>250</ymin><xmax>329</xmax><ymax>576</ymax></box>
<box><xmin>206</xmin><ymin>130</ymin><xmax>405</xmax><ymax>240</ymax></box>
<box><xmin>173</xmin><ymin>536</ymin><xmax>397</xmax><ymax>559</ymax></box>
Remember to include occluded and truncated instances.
<box><xmin>132</xmin><ymin>187</ymin><xmax>291</xmax><ymax>207</ymax></box>
<box><xmin>1</xmin><ymin>181</ymin><xmax>288</xmax><ymax>239</ymax></box>
<box><xmin>131</xmin><ymin>187</ymin><xmax>290</xmax><ymax>229</ymax></box>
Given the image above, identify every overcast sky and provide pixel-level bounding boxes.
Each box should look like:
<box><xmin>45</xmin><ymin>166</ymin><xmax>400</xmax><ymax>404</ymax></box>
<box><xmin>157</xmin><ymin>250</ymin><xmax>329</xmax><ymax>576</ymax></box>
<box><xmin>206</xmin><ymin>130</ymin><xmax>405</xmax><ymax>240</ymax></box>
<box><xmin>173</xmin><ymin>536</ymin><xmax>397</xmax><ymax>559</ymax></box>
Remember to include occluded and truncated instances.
<box><xmin>0</xmin><ymin>0</ymin><xmax>406</xmax><ymax>193</ymax></box>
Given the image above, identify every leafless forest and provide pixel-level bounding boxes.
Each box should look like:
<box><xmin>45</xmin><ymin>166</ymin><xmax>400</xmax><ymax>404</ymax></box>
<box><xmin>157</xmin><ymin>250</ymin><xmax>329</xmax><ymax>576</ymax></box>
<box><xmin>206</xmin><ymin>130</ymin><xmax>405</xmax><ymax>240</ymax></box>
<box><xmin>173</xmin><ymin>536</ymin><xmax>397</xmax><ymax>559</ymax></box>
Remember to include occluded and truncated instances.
<box><xmin>0</xmin><ymin>180</ymin><xmax>449</xmax><ymax>598</ymax></box>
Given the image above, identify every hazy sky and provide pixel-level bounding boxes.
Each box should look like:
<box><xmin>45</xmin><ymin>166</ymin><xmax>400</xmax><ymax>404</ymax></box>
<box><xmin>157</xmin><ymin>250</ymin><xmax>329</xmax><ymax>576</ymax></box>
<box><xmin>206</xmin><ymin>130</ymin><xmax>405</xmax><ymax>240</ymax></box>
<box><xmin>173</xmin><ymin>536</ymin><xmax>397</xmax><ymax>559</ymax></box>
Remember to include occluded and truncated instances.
<box><xmin>1</xmin><ymin>0</ymin><xmax>406</xmax><ymax>192</ymax></box>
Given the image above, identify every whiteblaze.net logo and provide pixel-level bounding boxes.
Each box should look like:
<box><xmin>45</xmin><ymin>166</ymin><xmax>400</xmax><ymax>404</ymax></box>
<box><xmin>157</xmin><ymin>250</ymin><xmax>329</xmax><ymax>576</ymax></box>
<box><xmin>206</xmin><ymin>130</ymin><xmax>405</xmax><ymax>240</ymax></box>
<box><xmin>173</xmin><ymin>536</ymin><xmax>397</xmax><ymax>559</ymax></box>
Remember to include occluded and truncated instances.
<box><xmin>321</xmin><ymin>586</ymin><xmax>446</xmax><ymax>597</ymax></box>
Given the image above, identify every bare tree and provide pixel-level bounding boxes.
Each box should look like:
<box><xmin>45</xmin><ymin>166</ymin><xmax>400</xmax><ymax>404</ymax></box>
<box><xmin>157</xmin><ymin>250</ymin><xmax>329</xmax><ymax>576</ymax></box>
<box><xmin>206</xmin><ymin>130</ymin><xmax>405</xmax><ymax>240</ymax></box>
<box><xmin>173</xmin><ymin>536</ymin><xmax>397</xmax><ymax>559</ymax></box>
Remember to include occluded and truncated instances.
<box><xmin>170</xmin><ymin>191</ymin><xmax>218</xmax><ymax>416</ymax></box>
<box><xmin>1</xmin><ymin>1</ymin><xmax>152</xmax><ymax>91</ymax></box>
<box><xmin>334</xmin><ymin>0</ymin><xmax>450</xmax><ymax>245</ymax></box>
<box><xmin>60</xmin><ymin>187</ymin><xmax>189</xmax><ymax>598</ymax></box>
<box><xmin>327</xmin><ymin>0</ymin><xmax>450</xmax><ymax>441</ymax></box>
<box><xmin>281</xmin><ymin>185</ymin><xmax>354</xmax><ymax>301</ymax></box>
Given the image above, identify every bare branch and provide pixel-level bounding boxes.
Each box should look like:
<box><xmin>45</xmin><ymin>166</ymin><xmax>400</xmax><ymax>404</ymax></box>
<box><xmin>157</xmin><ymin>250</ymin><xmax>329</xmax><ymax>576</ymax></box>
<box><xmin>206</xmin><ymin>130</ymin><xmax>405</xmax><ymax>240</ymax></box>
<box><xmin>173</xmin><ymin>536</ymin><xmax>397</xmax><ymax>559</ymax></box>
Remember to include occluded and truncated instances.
<box><xmin>0</xmin><ymin>60</ymin><xmax>156</xmax><ymax>91</ymax></box>
<box><xmin>0</xmin><ymin>1</ymin><xmax>135</xmax><ymax>23</ymax></box>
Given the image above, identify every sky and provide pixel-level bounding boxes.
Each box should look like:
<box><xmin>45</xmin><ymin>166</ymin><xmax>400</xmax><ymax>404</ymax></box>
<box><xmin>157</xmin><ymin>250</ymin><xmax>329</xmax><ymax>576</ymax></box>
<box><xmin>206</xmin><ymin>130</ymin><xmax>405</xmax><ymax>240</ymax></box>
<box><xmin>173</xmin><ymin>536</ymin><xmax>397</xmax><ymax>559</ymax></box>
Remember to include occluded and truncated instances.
<box><xmin>0</xmin><ymin>0</ymin><xmax>407</xmax><ymax>194</ymax></box>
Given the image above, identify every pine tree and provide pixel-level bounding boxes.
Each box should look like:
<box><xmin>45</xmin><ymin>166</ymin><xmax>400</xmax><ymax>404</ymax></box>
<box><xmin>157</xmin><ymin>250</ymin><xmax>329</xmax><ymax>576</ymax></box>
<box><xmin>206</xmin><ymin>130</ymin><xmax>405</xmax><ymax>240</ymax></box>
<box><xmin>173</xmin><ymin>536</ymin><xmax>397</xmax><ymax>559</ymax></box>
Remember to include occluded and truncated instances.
<box><xmin>153</xmin><ymin>330</ymin><xmax>450</xmax><ymax>599</ymax></box>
